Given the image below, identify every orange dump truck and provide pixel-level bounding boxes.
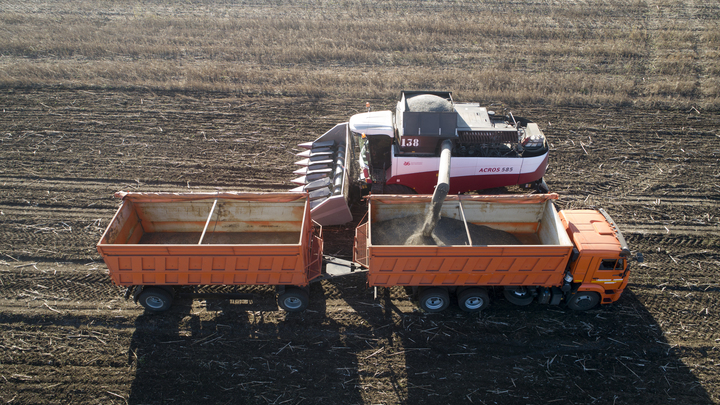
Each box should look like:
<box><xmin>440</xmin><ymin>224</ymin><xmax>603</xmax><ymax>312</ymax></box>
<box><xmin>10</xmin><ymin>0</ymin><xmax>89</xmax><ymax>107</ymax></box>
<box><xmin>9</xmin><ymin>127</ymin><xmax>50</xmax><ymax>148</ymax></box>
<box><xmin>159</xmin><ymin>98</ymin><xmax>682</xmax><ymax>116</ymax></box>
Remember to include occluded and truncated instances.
<box><xmin>97</xmin><ymin>191</ymin><xmax>638</xmax><ymax>313</ymax></box>
<box><xmin>97</xmin><ymin>192</ymin><xmax>323</xmax><ymax>312</ymax></box>
<box><xmin>353</xmin><ymin>193</ymin><xmax>640</xmax><ymax>312</ymax></box>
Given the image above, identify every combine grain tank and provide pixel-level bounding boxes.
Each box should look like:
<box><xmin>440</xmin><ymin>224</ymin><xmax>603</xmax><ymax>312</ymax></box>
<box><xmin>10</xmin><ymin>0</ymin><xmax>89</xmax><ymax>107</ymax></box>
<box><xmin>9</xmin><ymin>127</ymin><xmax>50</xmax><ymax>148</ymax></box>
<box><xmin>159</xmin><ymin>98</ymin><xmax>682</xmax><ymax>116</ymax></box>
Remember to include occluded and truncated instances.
<box><xmin>291</xmin><ymin>91</ymin><xmax>550</xmax><ymax>226</ymax></box>
<box><xmin>96</xmin><ymin>192</ymin><xmax>323</xmax><ymax>312</ymax></box>
<box><xmin>353</xmin><ymin>194</ymin><xmax>640</xmax><ymax>312</ymax></box>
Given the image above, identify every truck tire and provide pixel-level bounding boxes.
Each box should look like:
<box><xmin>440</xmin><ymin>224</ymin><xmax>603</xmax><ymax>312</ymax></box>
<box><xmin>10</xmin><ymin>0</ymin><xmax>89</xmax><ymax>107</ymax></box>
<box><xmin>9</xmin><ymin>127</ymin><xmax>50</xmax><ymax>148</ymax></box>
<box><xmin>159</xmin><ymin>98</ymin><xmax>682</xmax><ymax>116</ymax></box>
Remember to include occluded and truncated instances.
<box><xmin>418</xmin><ymin>287</ymin><xmax>450</xmax><ymax>313</ymax></box>
<box><xmin>278</xmin><ymin>287</ymin><xmax>309</xmax><ymax>312</ymax></box>
<box><xmin>137</xmin><ymin>287</ymin><xmax>174</xmax><ymax>312</ymax></box>
<box><xmin>457</xmin><ymin>288</ymin><xmax>490</xmax><ymax>312</ymax></box>
<box><xmin>503</xmin><ymin>287</ymin><xmax>534</xmax><ymax>306</ymax></box>
<box><xmin>567</xmin><ymin>291</ymin><xmax>600</xmax><ymax>311</ymax></box>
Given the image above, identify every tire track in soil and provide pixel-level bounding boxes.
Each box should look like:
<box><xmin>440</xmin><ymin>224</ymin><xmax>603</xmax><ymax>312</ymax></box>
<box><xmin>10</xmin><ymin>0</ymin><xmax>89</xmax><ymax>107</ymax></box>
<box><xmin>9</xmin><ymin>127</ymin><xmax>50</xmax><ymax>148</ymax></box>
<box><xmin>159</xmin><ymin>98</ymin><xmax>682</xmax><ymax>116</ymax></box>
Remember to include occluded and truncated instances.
<box><xmin>2</xmin><ymin>89</ymin><xmax>720</xmax><ymax>404</ymax></box>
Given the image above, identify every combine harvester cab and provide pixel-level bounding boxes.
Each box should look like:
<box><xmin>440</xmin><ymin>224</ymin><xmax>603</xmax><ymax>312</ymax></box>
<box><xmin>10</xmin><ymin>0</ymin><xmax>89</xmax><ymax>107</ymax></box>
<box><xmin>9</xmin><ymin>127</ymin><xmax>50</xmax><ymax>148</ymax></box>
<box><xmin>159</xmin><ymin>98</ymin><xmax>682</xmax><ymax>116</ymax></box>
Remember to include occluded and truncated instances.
<box><xmin>292</xmin><ymin>91</ymin><xmax>550</xmax><ymax>226</ymax></box>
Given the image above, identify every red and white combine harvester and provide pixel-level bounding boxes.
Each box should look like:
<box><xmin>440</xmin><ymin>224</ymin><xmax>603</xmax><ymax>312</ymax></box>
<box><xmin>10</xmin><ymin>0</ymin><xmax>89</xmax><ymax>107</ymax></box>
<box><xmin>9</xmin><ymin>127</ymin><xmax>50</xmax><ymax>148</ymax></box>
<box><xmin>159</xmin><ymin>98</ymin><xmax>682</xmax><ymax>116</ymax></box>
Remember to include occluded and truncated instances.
<box><xmin>290</xmin><ymin>91</ymin><xmax>550</xmax><ymax>226</ymax></box>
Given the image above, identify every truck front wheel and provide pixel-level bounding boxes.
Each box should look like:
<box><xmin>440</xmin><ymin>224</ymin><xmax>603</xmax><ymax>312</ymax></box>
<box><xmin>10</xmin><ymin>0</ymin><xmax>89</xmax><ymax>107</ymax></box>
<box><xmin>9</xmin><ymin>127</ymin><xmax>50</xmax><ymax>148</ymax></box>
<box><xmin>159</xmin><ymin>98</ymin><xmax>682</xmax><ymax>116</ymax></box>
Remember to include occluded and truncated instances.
<box><xmin>278</xmin><ymin>287</ymin><xmax>309</xmax><ymax>312</ymax></box>
<box><xmin>137</xmin><ymin>287</ymin><xmax>174</xmax><ymax>312</ymax></box>
<box><xmin>567</xmin><ymin>291</ymin><xmax>600</xmax><ymax>311</ymax></box>
<box><xmin>418</xmin><ymin>288</ymin><xmax>450</xmax><ymax>313</ymax></box>
<box><xmin>503</xmin><ymin>287</ymin><xmax>534</xmax><ymax>306</ymax></box>
<box><xmin>457</xmin><ymin>288</ymin><xmax>490</xmax><ymax>312</ymax></box>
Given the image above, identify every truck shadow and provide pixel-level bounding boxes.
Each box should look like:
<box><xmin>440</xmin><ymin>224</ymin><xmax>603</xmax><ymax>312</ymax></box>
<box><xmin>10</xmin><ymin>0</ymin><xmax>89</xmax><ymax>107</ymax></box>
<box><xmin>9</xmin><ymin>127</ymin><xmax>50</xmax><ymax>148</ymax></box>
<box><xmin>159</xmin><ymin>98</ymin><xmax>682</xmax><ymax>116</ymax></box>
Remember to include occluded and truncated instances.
<box><xmin>339</xmin><ymin>287</ymin><xmax>713</xmax><ymax>405</ymax></box>
<box><xmin>123</xmin><ymin>282</ymin><xmax>713</xmax><ymax>405</ymax></box>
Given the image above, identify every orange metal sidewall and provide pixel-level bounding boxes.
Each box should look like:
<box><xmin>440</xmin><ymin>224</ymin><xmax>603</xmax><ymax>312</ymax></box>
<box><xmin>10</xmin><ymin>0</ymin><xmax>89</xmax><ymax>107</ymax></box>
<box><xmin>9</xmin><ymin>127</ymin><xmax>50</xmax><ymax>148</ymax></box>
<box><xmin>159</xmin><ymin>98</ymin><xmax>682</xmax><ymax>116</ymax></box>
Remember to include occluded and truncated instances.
<box><xmin>97</xmin><ymin>192</ymin><xmax>314</xmax><ymax>287</ymax></box>
<box><xmin>366</xmin><ymin>244</ymin><xmax>572</xmax><ymax>287</ymax></box>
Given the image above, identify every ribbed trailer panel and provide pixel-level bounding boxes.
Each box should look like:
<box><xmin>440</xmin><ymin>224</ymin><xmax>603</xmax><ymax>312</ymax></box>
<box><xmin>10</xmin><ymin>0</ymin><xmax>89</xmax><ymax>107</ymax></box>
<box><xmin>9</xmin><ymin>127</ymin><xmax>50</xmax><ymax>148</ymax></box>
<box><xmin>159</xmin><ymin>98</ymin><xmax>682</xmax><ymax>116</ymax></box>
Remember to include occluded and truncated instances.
<box><xmin>366</xmin><ymin>245</ymin><xmax>572</xmax><ymax>287</ymax></box>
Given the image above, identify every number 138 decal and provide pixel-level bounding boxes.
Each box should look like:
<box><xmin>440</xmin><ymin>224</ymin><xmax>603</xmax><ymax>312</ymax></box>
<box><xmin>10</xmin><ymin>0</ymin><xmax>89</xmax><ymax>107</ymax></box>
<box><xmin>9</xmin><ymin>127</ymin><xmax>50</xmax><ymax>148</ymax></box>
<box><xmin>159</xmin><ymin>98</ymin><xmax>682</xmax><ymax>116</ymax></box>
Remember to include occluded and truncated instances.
<box><xmin>400</xmin><ymin>138</ymin><xmax>420</xmax><ymax>147</ymax></box>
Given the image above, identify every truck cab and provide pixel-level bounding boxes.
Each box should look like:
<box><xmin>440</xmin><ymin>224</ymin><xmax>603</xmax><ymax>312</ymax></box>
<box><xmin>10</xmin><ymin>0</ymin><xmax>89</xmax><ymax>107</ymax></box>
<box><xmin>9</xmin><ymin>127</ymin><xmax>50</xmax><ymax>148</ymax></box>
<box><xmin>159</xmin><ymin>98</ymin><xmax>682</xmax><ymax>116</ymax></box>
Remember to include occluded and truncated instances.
<box><xmin>559</xmin><ymin>209</ymin><xmax>635</xmax><ymax>310</ymax></box>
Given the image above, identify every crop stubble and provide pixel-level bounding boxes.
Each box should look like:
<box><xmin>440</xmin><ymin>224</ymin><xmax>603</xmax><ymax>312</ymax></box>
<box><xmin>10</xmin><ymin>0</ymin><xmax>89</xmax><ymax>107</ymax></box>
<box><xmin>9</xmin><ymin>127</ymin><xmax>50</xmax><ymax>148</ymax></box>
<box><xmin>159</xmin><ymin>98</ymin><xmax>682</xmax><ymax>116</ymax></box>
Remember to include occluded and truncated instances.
<box><xmin>0</xmin><ymin>89</ymin><xmax>719</xmax><ymax>404</ymax></box>
<box><xmin>1</xmin><ymin>1</ymin><xmax>720</xmax><ymax>403</ymax></box>
<box><xmin>1</xmin><ymin>0</ymin><xmax>719</xmax><ymax>106</ymax></box>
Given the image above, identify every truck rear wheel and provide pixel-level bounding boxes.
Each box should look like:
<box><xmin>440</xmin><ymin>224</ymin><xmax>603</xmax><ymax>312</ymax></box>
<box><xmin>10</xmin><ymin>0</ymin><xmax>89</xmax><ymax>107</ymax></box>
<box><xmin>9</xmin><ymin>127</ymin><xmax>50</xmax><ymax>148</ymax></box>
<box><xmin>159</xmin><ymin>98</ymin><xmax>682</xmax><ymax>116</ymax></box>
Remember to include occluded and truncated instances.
<box><xmin>278</xmin><ymin>287</ymin><xmax>309</xmax><ymax>312</ymax></box>
<box><xmin>137</xmin><ymin>287</ymin><xmax>173</xmax><ymax>312</ymax></box>
<box><xmin>418</xmin><ymin>287</ymin><xmax>450</xmax><ymax>313</ymax></box>
<box><xmin>567</xmin><ymin>291</ymin><xmax>600</xmax><ymax>311</ymax></box>
<box><xmin>503</xmin><ymin>287</ymin><xmax>534</xmax><ymax>306</ymax></box>
<box><xmin>457</xmin><ymin>288</ymin><xmax>490</xmax><ymax>312</ymax></box>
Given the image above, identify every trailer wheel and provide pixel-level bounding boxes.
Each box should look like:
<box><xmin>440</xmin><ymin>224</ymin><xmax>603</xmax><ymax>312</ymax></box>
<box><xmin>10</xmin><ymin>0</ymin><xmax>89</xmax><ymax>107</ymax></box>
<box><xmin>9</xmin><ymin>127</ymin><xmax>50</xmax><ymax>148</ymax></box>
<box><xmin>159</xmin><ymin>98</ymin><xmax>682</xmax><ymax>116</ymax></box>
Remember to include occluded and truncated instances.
<box><xmin>278</xmin><ymin>287</ymin><xmax>309</xmax><ymax>312</ymax></box>
<box><xmin>137</xmin><ymin>287</ymin><xmax>173</xmax><ymax>312</ymax></box>
<box><xmin>418</xmin><ymin>288</ymin><xmax>450</xmax><ymax>313</ymax></box>
<box><xmin>503</xmin><ymin>287</ymin><xmax>534</xmax><ymax>306</ymax></box>
<box><xmin>457</xmin><ymin>288</ymin><xmax>490</xmax><ymax>312</ymax></box>
<box><xmin>567</xmin><ymin>291</ymin><xmax>600</xmax><ymax>311</ymax></box>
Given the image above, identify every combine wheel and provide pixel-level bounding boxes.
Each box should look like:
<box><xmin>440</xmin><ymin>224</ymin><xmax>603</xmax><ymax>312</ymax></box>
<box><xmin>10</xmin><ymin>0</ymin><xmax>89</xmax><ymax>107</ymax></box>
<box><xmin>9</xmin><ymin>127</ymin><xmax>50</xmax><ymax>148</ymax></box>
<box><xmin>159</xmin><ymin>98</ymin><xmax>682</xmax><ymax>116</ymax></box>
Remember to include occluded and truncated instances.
<box><xmin>137</xmin><ymin>287</ymin><xmax>174</xmax><ymax>312</ymax></box>
<box><xmin>278</xmin><ymin>287</ymin><xmax>309</xmax><ymax>312</ymax></box>
<box><xmin>503</xmin><ymin>287</ymin><xmax>534</xmax><ymax>306</ymax></box>
<box><xmin>536</xmin><ymin>179</ymin><xmax>549</xmax><ymax>193</ymax></box>
<box><xmin>567</xmin><ymin>291</ymin><xmax>600</xmax><ymax>311</ymax></box>
<box><xmin>457</xmin><ymin>288</ymin><xmax>490</xmax><ymax>312</ymax></box>
<box><xmin>383</xmin><ymin>184</ymin><xmax>416</xmax><ymax>194</ymax></box>
<box><xmin>418</xmin><ymin>287</ymin><xmax>450</xmax><ymax>313</ymax></box>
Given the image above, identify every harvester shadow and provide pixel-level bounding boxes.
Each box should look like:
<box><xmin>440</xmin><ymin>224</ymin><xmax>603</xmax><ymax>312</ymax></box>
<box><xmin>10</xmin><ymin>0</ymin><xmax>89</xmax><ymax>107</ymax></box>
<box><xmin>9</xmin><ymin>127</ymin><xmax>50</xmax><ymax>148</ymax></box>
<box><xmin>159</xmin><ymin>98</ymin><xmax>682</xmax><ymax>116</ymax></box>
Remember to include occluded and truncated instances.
<box><xmin>337</xmin><ymin>285</ymin><xmax>713</xmax><ymax>405</ymax></box>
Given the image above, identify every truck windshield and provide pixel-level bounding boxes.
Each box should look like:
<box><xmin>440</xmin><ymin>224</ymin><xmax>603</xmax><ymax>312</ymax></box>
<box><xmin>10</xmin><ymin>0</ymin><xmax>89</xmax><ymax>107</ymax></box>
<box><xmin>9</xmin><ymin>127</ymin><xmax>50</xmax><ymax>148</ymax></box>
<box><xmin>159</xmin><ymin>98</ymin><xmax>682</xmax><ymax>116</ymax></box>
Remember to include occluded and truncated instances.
<box><xmin>599</xmin><ymin>259</ymin><xmax>625</xmax><ymax>271</ymax></box>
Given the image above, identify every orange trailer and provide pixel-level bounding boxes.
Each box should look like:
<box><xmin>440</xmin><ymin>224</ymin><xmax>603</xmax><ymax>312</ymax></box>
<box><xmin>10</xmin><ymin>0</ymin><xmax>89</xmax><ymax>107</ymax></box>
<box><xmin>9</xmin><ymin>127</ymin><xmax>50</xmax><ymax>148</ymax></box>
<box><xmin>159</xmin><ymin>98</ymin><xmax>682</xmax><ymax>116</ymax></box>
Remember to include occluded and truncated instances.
<box><xmin>354</xmin><ymin>194</ymin><xmax>640</xmax><ymax>312</ymax></box>
<box><xmin>97</xmin><ymin>192</ymin><xmax>323</xmax><ymax>312</ymax></box>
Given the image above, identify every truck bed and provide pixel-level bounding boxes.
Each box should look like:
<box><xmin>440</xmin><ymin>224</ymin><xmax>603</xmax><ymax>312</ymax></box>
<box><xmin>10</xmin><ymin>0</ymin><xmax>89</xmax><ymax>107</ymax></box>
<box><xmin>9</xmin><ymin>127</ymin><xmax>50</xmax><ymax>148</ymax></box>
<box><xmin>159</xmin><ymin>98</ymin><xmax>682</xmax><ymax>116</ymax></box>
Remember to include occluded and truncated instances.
<box><xmin>97</xmin><ymin>192</ymin><xmax>322</xmax><ymax>287</ymax></box>
<box><xmin>355</xmin><ymin>194</ymin><xmax>574</xmax><ymax>287</ymax></box>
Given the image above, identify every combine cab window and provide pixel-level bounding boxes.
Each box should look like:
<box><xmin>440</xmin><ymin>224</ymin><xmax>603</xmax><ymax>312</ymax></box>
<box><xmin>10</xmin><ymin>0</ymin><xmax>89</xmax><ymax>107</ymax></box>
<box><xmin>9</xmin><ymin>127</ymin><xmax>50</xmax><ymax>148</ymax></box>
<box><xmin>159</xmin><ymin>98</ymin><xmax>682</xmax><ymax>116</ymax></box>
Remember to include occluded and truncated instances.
<box><xmin>356</xmin><ymin>134</ymin><xmax>370</xmax><ymax>167</ymax></box>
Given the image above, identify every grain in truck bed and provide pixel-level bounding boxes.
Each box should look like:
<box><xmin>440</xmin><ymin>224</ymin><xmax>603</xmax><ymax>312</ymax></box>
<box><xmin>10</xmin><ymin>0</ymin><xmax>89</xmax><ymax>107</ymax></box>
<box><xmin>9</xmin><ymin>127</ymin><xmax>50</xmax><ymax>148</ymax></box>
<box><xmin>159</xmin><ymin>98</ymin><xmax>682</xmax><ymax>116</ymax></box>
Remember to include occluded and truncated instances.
<box><xmin>368</xmin><ymin>195</ymin><xmax>563</xmax><ymax>247</ymax></box>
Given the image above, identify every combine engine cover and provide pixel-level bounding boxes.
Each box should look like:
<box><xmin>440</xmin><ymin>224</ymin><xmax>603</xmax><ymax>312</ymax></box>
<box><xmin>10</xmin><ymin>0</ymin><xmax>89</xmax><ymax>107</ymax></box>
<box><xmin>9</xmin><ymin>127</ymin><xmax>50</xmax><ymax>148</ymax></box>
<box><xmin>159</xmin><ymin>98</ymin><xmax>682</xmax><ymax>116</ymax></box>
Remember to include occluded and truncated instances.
<box><xmin>290</xmin><ymin>91</ymin><xmax>550</xmax><ymax>226</ymax></box>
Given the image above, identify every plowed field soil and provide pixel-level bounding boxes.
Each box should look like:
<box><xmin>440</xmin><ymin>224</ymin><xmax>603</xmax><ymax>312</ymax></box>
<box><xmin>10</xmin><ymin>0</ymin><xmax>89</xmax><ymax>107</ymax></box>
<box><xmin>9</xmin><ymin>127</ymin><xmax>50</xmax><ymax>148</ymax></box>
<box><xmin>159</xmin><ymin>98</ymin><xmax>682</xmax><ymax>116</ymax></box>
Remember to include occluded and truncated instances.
<box><xmin>1</xmin><ymin>88</ymin><xmax>719</xmax><ymax>404</ymax></box>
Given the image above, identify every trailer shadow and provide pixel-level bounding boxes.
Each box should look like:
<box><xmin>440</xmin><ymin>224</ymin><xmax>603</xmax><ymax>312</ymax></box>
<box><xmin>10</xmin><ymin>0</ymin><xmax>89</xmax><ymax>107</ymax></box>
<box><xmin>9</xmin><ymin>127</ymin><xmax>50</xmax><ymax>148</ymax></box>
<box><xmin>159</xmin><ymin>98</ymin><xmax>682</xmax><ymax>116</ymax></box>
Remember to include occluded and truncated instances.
<box><xmin>125</xmin><ymin>284</ymin><xmax>367</xmax><ymax>405</ymax></box>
